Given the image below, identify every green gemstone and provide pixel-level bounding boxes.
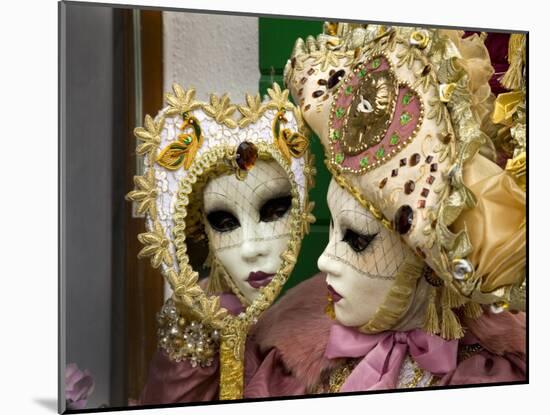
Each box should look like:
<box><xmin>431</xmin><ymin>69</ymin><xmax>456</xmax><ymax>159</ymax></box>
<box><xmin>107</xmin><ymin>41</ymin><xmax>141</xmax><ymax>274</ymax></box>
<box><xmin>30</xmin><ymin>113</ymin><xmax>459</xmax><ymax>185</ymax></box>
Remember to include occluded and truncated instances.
<box><xmin>182</xmin><ymin>136</ymin><xmax>192</xmax><ymax>144</ymax></box>
<box><xmin>360</xmin><ymin>157</ymin><xmax>369</xmax><ymax>167</ymax></box>
<box><xmin>335</xmin><ymin>153</ymin><xmax>344</xmax><ymax>164</ymax></box>
<box><xmin>375</xmin><ymin>148</ymin><xmax>385</xmax><ymax>159</ymax></box>
<box><xmin>402</xmin><ymin>93</ymin><xmax>412</xmax><ymax>105</ymax></box>
<box><xmin>390</xmin><ymin>132</ymin><xmax>400</xmax><ymax>145</ymax></box>
<box><xmin>345</xmin><ymin>86</ymin><xmax>354</xmax><ymax>95</ymax></box>
<box><xmin>331</xmin><ymin>130</ymin><xmax>341</xmax><ymax>141</ymax></box>
<box><xmin>358</xmin><ymin>68</ymin><xmax>367</xmax><ymax>78</ymax></box>
<box><xmin>335</xmin><ymin>107</ymin><xmax>345</xmax><ymax>118</ymax></box>
<box><xmin>400</xmin><ymin>112</ymin><xmax>412</xmax><ymax>126</ymax></box>
<box><xmin>371</xmin><ymin>58</ymin><xmax>381</xmax><ymax>69</ymax></box>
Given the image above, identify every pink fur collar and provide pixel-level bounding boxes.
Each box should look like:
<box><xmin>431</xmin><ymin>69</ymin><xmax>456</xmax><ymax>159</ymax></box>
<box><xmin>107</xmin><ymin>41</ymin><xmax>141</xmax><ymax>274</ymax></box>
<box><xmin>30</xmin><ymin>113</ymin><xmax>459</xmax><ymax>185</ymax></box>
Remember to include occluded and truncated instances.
<box><xmin>249</xmin><ymin>273</ymin><xmax>340</xmax><ymax>389</ymax></box>
<box><xmin>250</xmin><ymin>273</ymin><xmax>526</xmax><ymax>389</ymax></box>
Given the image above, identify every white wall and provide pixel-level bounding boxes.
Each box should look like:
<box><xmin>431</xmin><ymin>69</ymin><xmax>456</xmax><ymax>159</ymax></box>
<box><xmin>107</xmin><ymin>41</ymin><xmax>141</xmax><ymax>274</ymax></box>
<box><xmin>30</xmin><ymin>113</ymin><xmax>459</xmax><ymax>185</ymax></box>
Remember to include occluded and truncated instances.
<box><xmin>162</xmin><ymin>11</ymin><xmax>260</xmax><ymax>298</ymax></box>
<box><xmin>163</xmin><ymin>12</ymin><xmax>259</xmax><ymax>101</ymax></box>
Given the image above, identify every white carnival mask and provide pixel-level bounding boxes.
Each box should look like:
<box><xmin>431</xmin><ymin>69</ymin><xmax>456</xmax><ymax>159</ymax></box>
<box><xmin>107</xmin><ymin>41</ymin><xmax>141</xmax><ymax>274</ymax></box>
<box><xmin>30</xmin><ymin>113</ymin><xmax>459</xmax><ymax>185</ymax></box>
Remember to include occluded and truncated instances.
<box><xmin>318</xmin><ymin>178</ymin><xmax>407</xmax><ymax>327</ymax></box>
<box><xmin>127</xmin><ymin>83</ymin><xmax>315</xmax><ymax>398</ymax></box>
<box><xmin>203</xmin><ymin>159</ymin><xmax>293</xmax><ymax>303</ymax></box>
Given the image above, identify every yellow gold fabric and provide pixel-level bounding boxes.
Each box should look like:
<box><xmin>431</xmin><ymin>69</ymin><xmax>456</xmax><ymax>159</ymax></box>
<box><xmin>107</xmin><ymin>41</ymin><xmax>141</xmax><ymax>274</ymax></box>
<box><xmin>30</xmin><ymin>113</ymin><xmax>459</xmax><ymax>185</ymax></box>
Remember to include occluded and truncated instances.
<box><xmin>441</xmin><ymin>30</ymin><xmax>494</xmax><ymax>126</ymax></box>
<box><xmin>505</xmin><ymin>152</ymin><xmax>526</xmax><ymax>192</ymax></box>
<box><xmin>452</xmin><ymin>154</ymin><xmax>526</xmax><ymax>293</ymax></box>
<box><xmin>492</xmin><ymin>91</ymin><xmax>524</xmax><ymax>125</ymax></box>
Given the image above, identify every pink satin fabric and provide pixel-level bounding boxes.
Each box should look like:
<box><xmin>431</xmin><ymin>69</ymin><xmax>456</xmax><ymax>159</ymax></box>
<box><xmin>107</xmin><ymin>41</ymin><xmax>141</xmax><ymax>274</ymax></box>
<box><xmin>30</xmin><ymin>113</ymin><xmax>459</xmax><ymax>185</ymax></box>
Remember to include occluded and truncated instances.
<box><xmin>219</xmin><ymin>292</ymin><xmax>245</xmax><ymax>315</ymax></box>
<box><xmin>325</xmin><ymin>324</ymin><xmax>458</xmax><ymax>391</ymax></box>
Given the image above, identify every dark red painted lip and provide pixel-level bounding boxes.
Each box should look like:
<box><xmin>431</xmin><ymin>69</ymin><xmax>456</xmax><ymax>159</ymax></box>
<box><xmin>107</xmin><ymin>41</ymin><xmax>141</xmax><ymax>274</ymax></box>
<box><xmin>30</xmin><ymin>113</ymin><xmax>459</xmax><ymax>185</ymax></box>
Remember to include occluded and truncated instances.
<box><xmin>246</xmin><ymin>271</ymin><xmax>275</xmax><ymax>289</ymax></box>
<box><xmin>327</xmin><ymin>284</ymin><xmax>343</xmax><ymax>303</ymax></box>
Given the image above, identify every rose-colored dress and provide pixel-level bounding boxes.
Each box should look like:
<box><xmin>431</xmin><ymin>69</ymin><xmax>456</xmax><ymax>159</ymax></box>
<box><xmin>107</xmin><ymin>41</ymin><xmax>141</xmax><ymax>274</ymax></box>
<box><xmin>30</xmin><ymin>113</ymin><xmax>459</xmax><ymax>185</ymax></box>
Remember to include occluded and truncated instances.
<box><xmin>138</xmin><ymin>273</ymin><xmax>526</xmax><ymax>404</ymax></box>
<box><xmin>245</xmin><ymin>273</ymin><xmax>526</xmax><ymax>397</ymax></box>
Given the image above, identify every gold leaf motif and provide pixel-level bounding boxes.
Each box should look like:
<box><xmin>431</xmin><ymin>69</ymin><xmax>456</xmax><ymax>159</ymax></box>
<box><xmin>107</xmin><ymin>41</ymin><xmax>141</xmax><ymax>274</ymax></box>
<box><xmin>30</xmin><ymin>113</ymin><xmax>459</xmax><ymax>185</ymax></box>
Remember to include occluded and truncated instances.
<box><xmin>413</xmin><ymin>64</ymin><xmax>438</xmax><ymax>93</ymax></box>
<box><xmin>198</xmin><ymin>296</ymin><xmax>227</xmax><ymax>329</ymax></box>
<box><xmin>125</xmin><ymin>168</ymin><xmax>157</xmax><ymax>216</ymax></box>
<box><xmin>265</xmin><ymin>83</ymin><xmax>294</xmax><ymax>111</ymax></box>
<box><xmin>427</xmin><ymin>97</ymin><xmax>446</xmax><ymax>125</ymax></box>
<box><xmin>237</xmin><ymin>93</ymin><xmax>266</xmax><ymax>127</ymax></box>
<box><xmin>137</xmin><ymin>221</ymin><xmax>172</xmax><ymax>268</ymax></box>
<box><xmin>164</xmin><ymin>84</ymin><xmax>201</xmax><ymax>116</ymax></box>
<box><xmin>396</xmin><ymin>46</ymin><xmax>420</xmax><ymax>69</ymax></box>
<box><xmin>202</xmin><ymin>93</ymin><xmax>238</xmax><ymax>128</ymax></box>
<box><xmin>173</xmin><ymin>268</ymin><xmax>202</xmax><ymax>307</ymax></box>
<box><xmin>134</xmin><ymin>114</ymin><xmax>164</xmax><ymax>160</ymax></box>
<box><xmin>309</xmin><ymin>50</ymin><xmax>352</xmax><ymax>72</ymax></box>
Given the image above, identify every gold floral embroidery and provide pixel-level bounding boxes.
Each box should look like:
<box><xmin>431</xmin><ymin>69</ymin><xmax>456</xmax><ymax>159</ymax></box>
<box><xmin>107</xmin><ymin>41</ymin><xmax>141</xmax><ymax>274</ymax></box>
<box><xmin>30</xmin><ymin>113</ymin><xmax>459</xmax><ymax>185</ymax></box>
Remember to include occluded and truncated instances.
<box><xmin>237</xmin><ymin>93</ymin><xmax>265</xmax><ymax>127</ymax></box>
<box><xmin>134</xmin><ymin>114</ymin><xmax>164</xmax><ymax>160</ymax></box>
<box><xmin>125</xmin><ymin>168</ymin><xmax>157</xmax><ymax>216</ymax></box>
<box><xmin>137</xmin><ymin>221</ymin><xmax>173</xmax><ymax>268</ymax></box>
<box><xmin>202</xmin><ymin>93</ymin><xmax>238</xmax><ymax>128</ymax></box>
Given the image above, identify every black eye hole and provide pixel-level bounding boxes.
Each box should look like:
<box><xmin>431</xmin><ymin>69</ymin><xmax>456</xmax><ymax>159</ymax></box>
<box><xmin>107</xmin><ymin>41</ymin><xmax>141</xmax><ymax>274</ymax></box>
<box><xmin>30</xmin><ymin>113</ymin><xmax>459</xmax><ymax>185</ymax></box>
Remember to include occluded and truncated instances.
<box><xmin>342</xmin><ymin>229</ymin><xmax>378</xmax><ymax>253</ymax></box>
<box><xmin>206</xmin><ymin>210</ymin><xmax>240</xmax><ymax>233</ymax></box>
<box><xmin>327</xmin><ymin>69</ymin><xmax>346</xmax><ymax>89</ymax></box>
<box><xmin>260</xmin><ymin>195</ymin><xmax>292</xmax><ymax>223</ymax></box>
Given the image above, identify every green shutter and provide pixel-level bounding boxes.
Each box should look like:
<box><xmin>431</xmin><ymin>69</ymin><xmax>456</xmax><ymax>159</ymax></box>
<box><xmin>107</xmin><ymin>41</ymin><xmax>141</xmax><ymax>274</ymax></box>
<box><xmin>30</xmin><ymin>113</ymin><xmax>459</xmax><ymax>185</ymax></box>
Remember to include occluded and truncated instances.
<box><xmin>259</xmin><ymin>17</ymin><xmax>330</xmax><ymax>292</ymax></box>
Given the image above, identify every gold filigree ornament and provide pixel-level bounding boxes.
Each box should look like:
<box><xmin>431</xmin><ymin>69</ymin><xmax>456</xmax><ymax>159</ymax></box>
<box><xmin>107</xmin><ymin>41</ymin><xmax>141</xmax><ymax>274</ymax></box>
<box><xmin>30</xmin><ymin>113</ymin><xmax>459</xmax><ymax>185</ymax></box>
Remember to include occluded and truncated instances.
<box><xmin>284</xmin><ymin>26</ymin><xmax>526</xmax><ymax>340</ymax></box>
<box><xmin>126</xmin><ymin>83</ymin><xmax>315</xmax><ymax>400</ymax></box>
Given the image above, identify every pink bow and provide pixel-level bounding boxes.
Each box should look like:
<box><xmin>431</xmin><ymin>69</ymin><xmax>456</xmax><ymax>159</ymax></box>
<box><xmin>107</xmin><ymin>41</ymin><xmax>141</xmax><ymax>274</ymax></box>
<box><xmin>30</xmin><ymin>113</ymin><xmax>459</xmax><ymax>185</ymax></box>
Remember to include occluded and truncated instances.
<box><xmin>325</xmin><ymin>324</ymin><xmax>458</xmax><ymax>391</ymax></box>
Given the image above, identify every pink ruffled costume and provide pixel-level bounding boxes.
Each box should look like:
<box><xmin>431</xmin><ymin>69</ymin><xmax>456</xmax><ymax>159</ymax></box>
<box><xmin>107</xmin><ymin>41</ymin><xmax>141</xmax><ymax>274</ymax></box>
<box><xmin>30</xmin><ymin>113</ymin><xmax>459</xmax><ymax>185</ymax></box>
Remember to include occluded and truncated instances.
<box><xmin>139</xmin><ymin>273</ymin><xmax>525</xmax><ymax>404</ymax></box>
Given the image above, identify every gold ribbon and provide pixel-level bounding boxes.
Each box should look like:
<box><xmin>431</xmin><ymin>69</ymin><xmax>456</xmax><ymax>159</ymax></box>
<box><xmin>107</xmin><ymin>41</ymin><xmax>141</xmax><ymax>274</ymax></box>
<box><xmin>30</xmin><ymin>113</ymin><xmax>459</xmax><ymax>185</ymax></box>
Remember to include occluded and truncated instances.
<box><xmin>491</xmin><ymin>91</ymin><xmax>524</xmax><ymax>125</ymax></box>
<box><xmin>500</xmin><ymin>33</ymin><xmax>526</xmax><ymax>90</ymax></box>
<box><xmin>505</xmin><ymin>151</ymin><xmax>526</xmax><ymax>192</ymax></box>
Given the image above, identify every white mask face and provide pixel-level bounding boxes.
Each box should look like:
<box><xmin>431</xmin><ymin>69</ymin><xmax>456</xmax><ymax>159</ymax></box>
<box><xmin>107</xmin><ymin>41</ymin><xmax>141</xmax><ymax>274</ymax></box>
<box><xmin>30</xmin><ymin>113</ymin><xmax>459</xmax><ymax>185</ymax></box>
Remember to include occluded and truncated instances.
<box><xmin>203</xmin><ymin>160</ymin><xmax>292</xmax><ymax>303</ymax></box>
<box><xmin>318</xmin><ymin>179</ymin><xmax>408</xmax><ymax>327</ymax></box>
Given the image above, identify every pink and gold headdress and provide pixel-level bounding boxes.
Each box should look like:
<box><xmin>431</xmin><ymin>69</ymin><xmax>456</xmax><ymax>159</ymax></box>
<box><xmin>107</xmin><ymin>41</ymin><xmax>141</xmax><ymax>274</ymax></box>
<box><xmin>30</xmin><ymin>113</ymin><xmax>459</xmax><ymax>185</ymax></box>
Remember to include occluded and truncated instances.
<box><xmin>285</xmin><ymin>24</ymin><xmax>526</xmax><ymax>339</ymax></box>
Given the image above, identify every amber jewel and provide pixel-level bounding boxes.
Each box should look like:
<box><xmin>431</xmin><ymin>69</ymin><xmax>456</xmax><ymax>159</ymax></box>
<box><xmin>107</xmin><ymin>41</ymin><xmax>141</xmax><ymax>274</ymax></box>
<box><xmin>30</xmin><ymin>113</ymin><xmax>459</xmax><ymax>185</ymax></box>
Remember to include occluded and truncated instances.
<box><xmin>313</xmin><ymin>90</ymin><xmax>324</xmax><ymax>98</ymax></box>
<box><xmin>327</xmin><ymin>69</ymin><xmax>346</xmax><ymax>89</ymax></box>
<box><xmin>235</xmin><ymin>141</ymin><xmax>258</xmax><ymax>171</ymax></box>
<box><xmin>404</xmin><ymin>180</ymin><xmax>415</xmax><ymax>194</ymax></box>
<box><xmin>395</xmin><ymin>205</ymin><xmax>414</xmax><ymax>234</ymax></box>
<box><xmin>409</xmin><ymin>153</ymin><xmax>421</xmax><ymax>166</ymax></box>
